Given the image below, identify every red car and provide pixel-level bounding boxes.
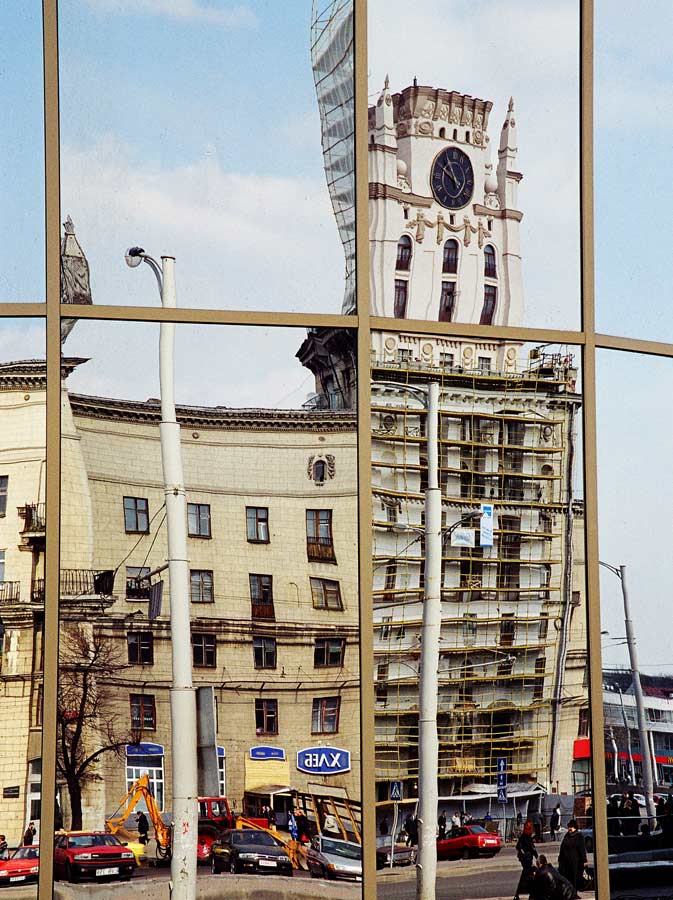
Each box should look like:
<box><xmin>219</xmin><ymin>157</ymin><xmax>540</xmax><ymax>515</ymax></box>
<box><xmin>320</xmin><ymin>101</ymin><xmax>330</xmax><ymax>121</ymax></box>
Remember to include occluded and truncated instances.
<box><xmin>436</xmin><ymin>825</ymin><xmax>502</xmax><ymax>860</ymax></box>
<box><xmin>0</xmin><ymin>846</ymin><xmax>40</xmax><ymax>886</ymax></box>
<box><xmin>54</xmin><ymin>832</ymin><xmax>136</xmax><ymax>883</ymax></box>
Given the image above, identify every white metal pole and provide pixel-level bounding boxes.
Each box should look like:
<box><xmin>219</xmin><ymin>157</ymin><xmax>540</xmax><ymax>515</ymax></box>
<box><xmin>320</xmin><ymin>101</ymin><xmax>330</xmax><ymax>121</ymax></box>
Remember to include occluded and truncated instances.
<box><xmin>619</xmin><ymin>566</ymin><xmax>656</xmax><ymax>820</ymax></box>
<box><xmin>159</xmin><ymin>256</ymin><xmax>198</xmax><ymax>899</ymax></box>
<box><xmin>417</xmin><ymin>381</ymin><xmax>440</xmax><ymax>900</ymax></box>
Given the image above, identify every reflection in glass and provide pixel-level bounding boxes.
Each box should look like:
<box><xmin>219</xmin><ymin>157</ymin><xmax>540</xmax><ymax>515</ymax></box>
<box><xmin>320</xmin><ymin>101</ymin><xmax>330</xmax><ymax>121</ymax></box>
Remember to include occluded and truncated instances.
<box><xmin>371</xmin><ymin>335</ymin><xmax>590</xmax><ymax>892</ymax></box>
<box><xmin>1</xmin><ymin>5</ymin><xmax>45</xmax><ymax>301</ymax></box>
<box><xmin>56</xmin><ymin>322</ymin><xmax>360</xmax><ymax>864</ymax></box>
<box><xmin>595</xmin><ymin>0</ymin><xmax>673</xmax><ymax>342</ymax></box>
<box><xmin>367</xmin><ymin>0</ymin><xmax>580</xmax><ymax>329</ymax></box>
<box><xmin>597</xmin><ymin>350</ymin><xmax>673</xmax><ymax>894</ymax></box>
<box><xmin>0</xmin><ymin>321</ymin><xmax>46</xmax><ymax>900</ymax></box>
<box><xmin>58</xmin><ymin>1</ymin><xmax>353</xmax><ymax>313</ymax></box>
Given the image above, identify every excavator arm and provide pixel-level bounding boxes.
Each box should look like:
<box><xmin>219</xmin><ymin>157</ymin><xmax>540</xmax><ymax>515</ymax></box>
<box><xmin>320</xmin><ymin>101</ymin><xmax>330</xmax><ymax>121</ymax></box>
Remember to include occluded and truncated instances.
<box><xmin>105</xmin><ymin>774</ymin><xmax>172</xmax><ymax>857</ymax></box>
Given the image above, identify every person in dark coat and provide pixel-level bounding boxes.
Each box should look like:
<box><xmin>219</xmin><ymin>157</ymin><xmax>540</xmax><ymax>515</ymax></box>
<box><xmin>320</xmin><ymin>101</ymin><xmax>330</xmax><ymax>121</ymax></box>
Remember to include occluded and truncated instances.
<box><xmin>137</xmin><ymin>810</ymin><xmax>150</xmax><ymax>844</ymax></box>
<box><xmin>530</xmin><ymin>855</ymin><xmax>575</xmax><ymax>900</ymax></box>
<box><xmin>558</xmin><ymin>819</ymin><xmax>587</xmax><ymax>898</ymax></box>
<box><xmin>23</xmin><ymin>823</ymin><xmax>36</xmax><ymax>846</ymax></box>
<box><xmin>438</xmin><ymin>811</ymin><xmax>447</xmax><ymax>840</ymax></box>
<box><xmin>606</xmin><ymin>797</ymin><xmax>621</xmax><ymax>836</ymax></box>
<box><xmin>514</xmin><ymin>821</ymin><xmax>538</xmax><ymax>900</ymax></box>
<box><xmin>549</xmin><ymin>805</ymin><xmax>561</xmax><ymax>841</ymax></box>
<box><xmin>404</xmin><ymin>814</ymin><xmax>418</xmax><ymax>847</ymax></box>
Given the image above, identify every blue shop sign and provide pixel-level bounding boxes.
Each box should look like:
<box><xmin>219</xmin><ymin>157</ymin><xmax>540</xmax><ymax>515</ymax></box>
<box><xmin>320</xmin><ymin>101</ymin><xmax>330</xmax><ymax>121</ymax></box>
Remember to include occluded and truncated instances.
<box><xmin>250</xmin><ymin>746</ymin><xmax>286</xmax><ymax>761</ymax></box>
<box><xmin>126</xmin><ymin>742</ymin><xmax>164</xmax><ymax>757</ymax></box>
<box><xmin>296</xmin><ymin>746</ymin><xmax>351</xmax><ymax>775</ymax></box>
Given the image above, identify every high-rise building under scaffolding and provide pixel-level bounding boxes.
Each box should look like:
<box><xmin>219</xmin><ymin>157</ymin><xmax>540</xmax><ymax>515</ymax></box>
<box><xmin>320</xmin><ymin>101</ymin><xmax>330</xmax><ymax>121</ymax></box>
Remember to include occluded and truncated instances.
<box><xmin>310</xmin><ymin>0</ymin><xmax>355</xmax><ymax>314</ymax></box>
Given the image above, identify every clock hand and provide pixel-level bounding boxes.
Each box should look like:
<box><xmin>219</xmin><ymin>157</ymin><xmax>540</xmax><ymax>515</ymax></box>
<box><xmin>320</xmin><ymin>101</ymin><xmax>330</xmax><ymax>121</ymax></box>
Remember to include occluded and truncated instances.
<box><xmin>443</xmin><ymin>162</ymin><xmax>459</xmax><ymax>188</ymax></box>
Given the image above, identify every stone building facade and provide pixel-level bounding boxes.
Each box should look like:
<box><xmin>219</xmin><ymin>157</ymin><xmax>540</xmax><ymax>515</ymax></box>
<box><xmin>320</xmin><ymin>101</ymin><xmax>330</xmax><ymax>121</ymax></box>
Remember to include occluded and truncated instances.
<box><xmin>0</xmin><ymin>358</ymin><xmax>359</xmax><ymax>840</ymax></box>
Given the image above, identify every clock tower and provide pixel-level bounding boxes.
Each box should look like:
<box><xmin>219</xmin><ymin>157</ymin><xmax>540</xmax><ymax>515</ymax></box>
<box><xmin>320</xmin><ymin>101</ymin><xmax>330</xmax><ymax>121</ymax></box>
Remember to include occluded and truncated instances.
<box><xmin>369</xmin><ymin>80</ymin><xmax>524</xmax><ymax>331</ymax></box>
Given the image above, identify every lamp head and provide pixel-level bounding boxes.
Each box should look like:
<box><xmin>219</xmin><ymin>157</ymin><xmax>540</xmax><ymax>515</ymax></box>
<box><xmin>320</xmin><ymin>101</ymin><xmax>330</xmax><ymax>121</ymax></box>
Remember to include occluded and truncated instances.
<box><xmin>125</xmin><ymin>246</ymin><xmax>145</xmax><ymax>268</ymax></box>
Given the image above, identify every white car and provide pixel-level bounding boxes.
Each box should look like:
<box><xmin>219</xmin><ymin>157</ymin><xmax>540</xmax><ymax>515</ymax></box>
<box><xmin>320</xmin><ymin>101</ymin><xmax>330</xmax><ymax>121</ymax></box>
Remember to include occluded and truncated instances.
<box><xmin>306</xmin><ymin>835</ymin><xmax>362</xmax><ymax>881</ymax></box>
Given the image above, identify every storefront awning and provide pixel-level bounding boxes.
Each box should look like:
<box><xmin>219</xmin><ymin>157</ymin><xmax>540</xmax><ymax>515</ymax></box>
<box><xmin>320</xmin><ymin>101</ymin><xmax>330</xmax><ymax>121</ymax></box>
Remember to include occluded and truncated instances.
<box><xmin>245</xmin><ymin>784</ymin><xmax>294</xmax><ymax>796</ymax></box>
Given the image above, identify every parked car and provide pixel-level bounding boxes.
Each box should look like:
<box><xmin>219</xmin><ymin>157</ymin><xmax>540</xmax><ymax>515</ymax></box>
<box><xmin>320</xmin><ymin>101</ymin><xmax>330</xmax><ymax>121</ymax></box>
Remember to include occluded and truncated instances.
<box><xmin>210</xmin><ymin>829</ymin><xmax>293</xmax><ymax>876</ymax></box>
<box><xmin>375</xmin><ymin>835</ymin><xmax>415</xmax><ymax>869</ymax></box>
<box><xmin>54</xmin><ymin>832</ymin><xmax>136</xmax><ymax>883</ymax></box>
<box><xmin>0</xmin><ymin>846</ymin><xmax>40</xmax><ymax>887</ymax></box>
<box><xmin>436</xmin><ymin>825</ymin><xmax>502</xmax><ymax>860</ymax></box>
<box><xmin>307</xmin><ymin>834</ymin><xmax>362</xmax><ymax>881</ymax></box>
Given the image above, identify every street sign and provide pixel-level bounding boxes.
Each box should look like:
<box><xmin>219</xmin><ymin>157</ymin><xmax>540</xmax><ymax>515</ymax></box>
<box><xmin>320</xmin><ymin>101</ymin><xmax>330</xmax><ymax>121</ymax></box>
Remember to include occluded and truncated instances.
<box><xmin>496</xmin><ymin>757</ymin><xmax>507</xmax><ymax>802</ymax></box>
<box><xmin>250</xmin><ymin>746</ymin><xmax>286</xmax><ymax>761</ymax></box>
<box><xmin>296</xmin><ymin>746</ymin><xmax>351</xmax><ymax>775</ymax></box>
<box><xmin>451</xmin><ymin>527</ymin><xmax>475</xmax><ymax>548</ymax></box>
<box><xmin>389</xmin><ymin>780</ymin><xmax>403</xmax><ymax>802</ymax></box>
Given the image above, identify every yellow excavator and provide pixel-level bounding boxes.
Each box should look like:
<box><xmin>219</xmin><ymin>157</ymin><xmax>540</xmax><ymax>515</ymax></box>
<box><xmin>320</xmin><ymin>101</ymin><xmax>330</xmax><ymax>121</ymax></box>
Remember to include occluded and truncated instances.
<box><xmin>105</xmin><ymin>774</ymin><xmax>172</xmax><ymax>859</ymax></box>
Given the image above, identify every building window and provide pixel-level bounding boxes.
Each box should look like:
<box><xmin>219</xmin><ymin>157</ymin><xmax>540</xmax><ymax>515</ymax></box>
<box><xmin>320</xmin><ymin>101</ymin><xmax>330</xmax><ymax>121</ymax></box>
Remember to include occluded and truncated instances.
<box><xmin>443</xmin><ymin>239</ymin><xmax>459</xmax><ymax>274</ymax></box>
<box><xmin>396</xmin><ymin>234</ymin><xmax>412</xmax><ymax>271</ymax></box>
<box><xmin>497</xmin><ymin>657</ymin><xmax>514</xmax><ymax>676</ymax></box>
<box><xmin>253</xmin><ymin>636</ymin><xmax>277</xmax><ymax>669</ymax></box>
<box><xmin>533</xmin><ymin>657</ymin><xmax>546</xmax><ymax>700</ymax></box>
<box><xmin>394</xmin><ymin>279</ymin><xmax>408</xmax><ymax>318</ymax></box>
<box><xmin>127</xmin><ymin>632</ymin><xmax>154</xmax><ymax>665</ymax></box>
<box><xmin>250</xmin><ymin>574</ymin><xmax>275</xmax><ymax>619</ymax></box>
<box><xmin>314</xmin><ymin>638</ymin><xmax>345</xmax><ymax>668</ymax></box>
<box><xmin>255</xmin><ymin>699</ymin><xmax>278</xmax><ymax>735</ymax></box>
<box><xmin>439</xmin><ymin>281</ymin><xmax>456</xmax><ymax>322</ymax></box>
<box><xmin>218</xmin><ymin>749</ymin><xmax>226</xmax><ymax>796</ymax></box>
<box><xmin>187</xmin><ymin>503</ymin><xmax>211</xmax><ymax>538</ymax></box>
<box><xmin>0</xmin><ymin>549</ymin><xmax>5</xmax><ymax>582</ymax></box>
<box><xmin>499</xmin><ymin>614</ymin><xmax>516</xmax><ymax>647</ymax></box>
<box><xmin>310</xmin><ymin>577</ymin><xmax>343</xmax><ymax>611</ymax></box>
<box><xmin>130</xmin><ymin>694</ymin><xmax>156</xmax><ymax>730</ymax></box>
<box><xmin>375</xmin><ymin>663</ymin><xmax>389</xmax><ymax>704</ymax></box>
<box><xmin>578</xmin><ymin>708</ymin><xmax>589</xmax><ymax>737</ymax></box>
<box><xmin>379</xmin><ymin>616</ymin><xmax>392</xmax><ymax>640</ymax></box>
<box><xmin>192</xmin><ymin>634</ymin><xmax>217</xmax><ymax>667</ymax></box>
<box><xmin>477</xmin><ymin>356</ymin><xmax>492</xmax><ymax>372</ymax></box>
<box><xmin>480</xmin><ymin>284</ymin><xmax>497</xmax><ymax>324</ymax></box>
<box><xmin>127</xmin><ymin>749</ymin><xmax>164</xmax><ymax>812</ymax></box>
<box><xmin>190</xmin><ymin>569</ymin><xmax>214</xmax><ymax>603</ymax></box>
<box><xmin>126</xmin><ymin>566</ymin><xmax>150</xmax><ymax>600</ymax></box>
<box><xmin>312</xmin><ymin>696</ymin><xmax>340</xmax><ymax>734</ymax></box>
<box><xmin>246</xmin><ymin>506</ymin><xmax>269</xmax><ymax>543</ymax></box>
<box><xmin>439</xmin><ymin>352</ymin><xmax>454</xmax><ymax>368</ymax></box>
<box><xmin>306</xmin><ymin>509</ymin><xmax>335</xmax><ymax>562</ymax></box>
<box><xmin>484</xmin><ymin>244</ymin><xmax>497</xmax><ymax>279</ymax></box>
<box><xmin>462</xmin><ymin>614</ymin><xmax>477</xmax><ymax>647</ymax></box>
<box><xmin>313</xmin><ymin>460</ymin><xmax>327</xmax><ymax>484</ymax></box>
<box><xmin>0</xmin><ymin>476</ymin><xmax>7</xmax><ymax>516</ymax></box>
<box><xmin>538</xmin><ymin>614</ymin><xmax>549</xmax><ymax>641</ymax></box>
<box><xmin>124</xmin><ymin>496</ymin><xmax>149</xmax><ymax>533</ymax></box>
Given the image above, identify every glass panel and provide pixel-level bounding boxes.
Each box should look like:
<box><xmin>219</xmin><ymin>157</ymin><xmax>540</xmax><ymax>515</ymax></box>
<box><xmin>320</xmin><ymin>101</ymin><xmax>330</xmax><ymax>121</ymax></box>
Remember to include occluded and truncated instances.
<box><xmin>0</xmin><ymin>5</ymin><xmax>45</xmax><ymax>301</ymax></box>
<box><xmin>57</xmin><ymin>322</ymin><xmax>360</xmax><ymax>857</ymax></box>
<box><xmin>372</xmin><ymin>333</ymin><xmax>591</xmax><ymax>894</ymax></box>
<box><xmin>367</xmin><ymin>0</ymin><xmax>581</xmax><ymax>329</ymax></box>
<box><xmin>58</xmin><ymin>1</ymin><xmax>354</xmax><ymax>313</ymax></box>
<box><xmin>595</xmin><ymin>1</ymin><xmax>673</xmax><ymax>341</ymax></box>
<box><xmin>0</xmin><ymin>319</ymin><xmax>45</xmax><ymax>900</ymax></box>
<box><xmin>597</xmin><ymin>350</ymin><xmax>673</xmax><ymax>896</ymax></box>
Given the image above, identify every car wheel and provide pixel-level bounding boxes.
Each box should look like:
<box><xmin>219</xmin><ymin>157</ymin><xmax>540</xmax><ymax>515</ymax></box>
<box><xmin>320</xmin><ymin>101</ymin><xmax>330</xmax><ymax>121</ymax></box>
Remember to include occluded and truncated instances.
<box><xmin>66</xmin><ymin>863</ymin><xmax>80</xmax><ymax>884</ymax></box>
<box><xmin>461</xmin><ymin>848</ymin><xmax>470</xmax><ymax>860</ymax></box>
<box><xmin>211</xmin><ymin>857</ymin><xmax>221</xmax><ymax>875</ymax></box>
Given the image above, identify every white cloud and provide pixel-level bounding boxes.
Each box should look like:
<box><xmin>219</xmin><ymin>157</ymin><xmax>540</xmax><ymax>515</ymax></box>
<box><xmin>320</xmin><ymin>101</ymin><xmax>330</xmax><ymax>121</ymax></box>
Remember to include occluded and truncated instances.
<box><xmin>60</xmin><ymin>135</ymin><xmax>344</xmax><ymax>314</ymax></box>
<box><xmin>0</xmin><ymin>321</ymin><xmax>45</xmax><ymax>363</ymax></box>
<box><xmin>81</xmin><ymin>0</ymin><xmax>257</xmax><ymax>27</ymax></box>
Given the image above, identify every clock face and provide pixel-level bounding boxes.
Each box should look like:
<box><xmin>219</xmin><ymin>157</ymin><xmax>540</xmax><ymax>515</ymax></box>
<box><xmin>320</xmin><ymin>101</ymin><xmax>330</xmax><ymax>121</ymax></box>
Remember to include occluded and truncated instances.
<box><xmin>430</xmin><ymin>147</ymin><xmax>474</xmax><ymax>209</ymax></box>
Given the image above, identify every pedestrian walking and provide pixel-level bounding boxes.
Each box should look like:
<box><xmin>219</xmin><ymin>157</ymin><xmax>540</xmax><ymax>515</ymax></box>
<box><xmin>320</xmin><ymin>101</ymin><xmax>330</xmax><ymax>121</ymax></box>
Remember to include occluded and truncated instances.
<box><xmin>23</xmin><ymin>823</ymin><xmax>36</xmax><ymax>846</ymax></box>
<box><xmin>558</xmin><ymin>819</ymin><xmax>587</xmax><ymax>898</ymax></box>
<box><xmin>514</xmin><ymin>821</ymin><xmax>538</xmax><ymax>900</ymax></box>
<box><xmin>137</xmin><ymin>810</ymin><xmax>150</xmax><ymax>845</ymax></box>
<box><xmin>606</xmin><ymin>796</ymin><xmax>621</xmax><ymax>836</ymax></box>
<box><xmin>530</xmin><ymin>854</ymin><xmax>575</xmax><ymax>900</ymax></box>
<box><xmin>549</xmin><ymin>805</ymin><xmax>561</xmax><ymax>841</ymax></box>
<box><xmin>438</xmin><ymin>811</ymin><xmax>447</xmax><ymax>840</ymax></box>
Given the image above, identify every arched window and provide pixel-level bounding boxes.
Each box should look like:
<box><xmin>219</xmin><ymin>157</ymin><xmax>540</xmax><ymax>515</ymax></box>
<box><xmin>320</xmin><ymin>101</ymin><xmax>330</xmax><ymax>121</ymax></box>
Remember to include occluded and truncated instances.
<box><xmin>313</xmin><ymin>460</ymin><xmax>327</xmax><ymax>484</ymax></box>
<box><xmin>394</xmin><ymin>279</ymin><xmax>408</xmax><ymax>318</ymax></box>
<box><xmin>480</xmin><ymin>285</ymin><xmax>497</xmax><ymax>325</ymax></box>
<box><xmin>439</xmin><ymin>282</ymin><xmax>456</xmax><ymax>322</ymax></box>
<box><xmin>443</xmin><ymin>239</ymin><xmax>459</xmax><ymax>274</ymax></box>
<box><xmin>484</xmin><ymin>244</ymin><xmax>497</xmax><ymax>279</ymax></box>
<box><xmin>395</xmin><ymin>235</ymin><xmax>412</xmax><ymax>271</ymax></box>
<box><xmin>439</xmin><ymin>127</ymin><xmax>446</xmax><ymax>139</ymax></box>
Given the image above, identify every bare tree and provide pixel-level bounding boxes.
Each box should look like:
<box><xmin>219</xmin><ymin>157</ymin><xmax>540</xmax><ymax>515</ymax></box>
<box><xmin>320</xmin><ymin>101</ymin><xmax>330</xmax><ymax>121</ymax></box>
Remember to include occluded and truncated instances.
<box><xmin>57</xmin><ymin>627</ymin><xmax>132</xmax><ymax>830</ymax></box>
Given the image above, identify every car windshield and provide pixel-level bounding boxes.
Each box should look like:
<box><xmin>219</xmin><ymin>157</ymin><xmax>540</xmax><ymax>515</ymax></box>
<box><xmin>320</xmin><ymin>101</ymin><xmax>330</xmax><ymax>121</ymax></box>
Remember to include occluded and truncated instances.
<box><xmin>12</xmin><ymin>847</ymin><xmax>39</xmax><ymax>859</ymax></box>
<box><xmin>469</xmin><ymin>825</ymin><xmax>488</xmax><ymax>834</ymax></box>
<box><xmin>232</xmin><ymin>831</ymin><xmax>277</xmax><ymax>847</ymax></box>
<box><xmin>68</xmin><ymin>835</ymin><xmax>121</xmax><ymax>848</ymax></box>
<box><xmin>321</xmin><ymin>839</ymin><xmax>361</xmax><ymax>860</ymax></box>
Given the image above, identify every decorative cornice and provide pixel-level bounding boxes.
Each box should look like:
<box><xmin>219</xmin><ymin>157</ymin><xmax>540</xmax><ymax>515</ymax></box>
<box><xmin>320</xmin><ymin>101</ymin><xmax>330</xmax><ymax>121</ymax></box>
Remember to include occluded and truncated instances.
<box><xmin>0</xmin><ymin>358</ymin><xmax>86</xmax><ymax>392</ymax></box>
<box><xmin>369</xmin><ymin>182</ymin><xmax>432</xmax><ymax>207</ymax></box>
<box><xmin>69</xmin><ymin>393</ymin><xmax>357</xmax><ymax>433</ymax></box>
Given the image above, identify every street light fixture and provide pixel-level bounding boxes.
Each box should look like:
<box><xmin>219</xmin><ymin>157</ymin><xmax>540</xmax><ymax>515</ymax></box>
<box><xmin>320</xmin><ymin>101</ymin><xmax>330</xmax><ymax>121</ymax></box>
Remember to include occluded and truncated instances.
<box><xmin>599</xmin><ymin>561</ymin><xmax>656</xmax><ymax>821</ymax></box>
<box><xmin>124</xmin><ymin>246</ymin><xmax>198</xmax><ymax>900</ymax></box>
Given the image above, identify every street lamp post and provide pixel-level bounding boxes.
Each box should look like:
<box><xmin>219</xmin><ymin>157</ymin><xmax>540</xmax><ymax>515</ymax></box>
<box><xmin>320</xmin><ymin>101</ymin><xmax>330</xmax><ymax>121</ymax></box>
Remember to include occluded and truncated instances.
<box><xmin>599</xmin><ymin>562</ymin><xmax>656</xmax><ymax>821</ymax></box>
<box><xmin>125</xmin><ymin>247</ymin><xmax>198</xmax><ymax>899</ymax></box>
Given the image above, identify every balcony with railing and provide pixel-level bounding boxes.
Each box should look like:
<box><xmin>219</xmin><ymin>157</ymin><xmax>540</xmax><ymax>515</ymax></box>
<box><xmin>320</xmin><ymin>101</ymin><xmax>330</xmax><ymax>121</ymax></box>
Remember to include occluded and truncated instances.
<box><xmin>60</xmin><ymin>569</ymin><xmax>115</xmax><ymax>597</ymax></box>
<box><xmin>31</xmin><ymin>579</ymin><xmax>45</xmax><ymax>604</ymax></box>
<box><xmin>251</xmin><ymin>599</ymin><xmax>275</xmax><ymax>621</ymax></box>
<box><xmin>0</xmin><ymin>582</ymin><xmax>20</xmax><ymax>603</ymax></box>
<box><xmin>20</xmin><ymin>502</ymin><xmax>46</xmax><ymax>533</ymax></box>
<box><xmin>307</xmin><ymin>536</ymin><xmax>337</xmax><ymax>563</ymax></box>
